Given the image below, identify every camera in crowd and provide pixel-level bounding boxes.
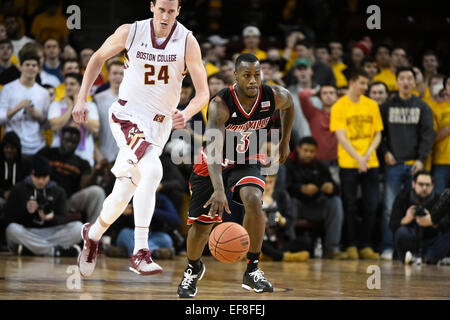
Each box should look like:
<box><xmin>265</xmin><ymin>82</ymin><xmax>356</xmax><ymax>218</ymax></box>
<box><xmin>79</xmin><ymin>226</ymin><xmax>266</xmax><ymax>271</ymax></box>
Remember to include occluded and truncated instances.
<box><xmin>415</xmin><ymin>205</ymin><xmax>427</xmax><ymax>217</ymax></box>
<box><xmin>264</xmin><ymin>206</ymin><xmax>286</xmax><ymax>228</ymax></box>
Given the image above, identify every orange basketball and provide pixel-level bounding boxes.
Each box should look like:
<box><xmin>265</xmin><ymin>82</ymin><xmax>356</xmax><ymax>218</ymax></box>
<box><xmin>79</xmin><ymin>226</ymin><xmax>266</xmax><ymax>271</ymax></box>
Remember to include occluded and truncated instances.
<box><xmin>208</xmin><ymin>222</ymin><xmax>250</xmax><ymax>263</ymax></box>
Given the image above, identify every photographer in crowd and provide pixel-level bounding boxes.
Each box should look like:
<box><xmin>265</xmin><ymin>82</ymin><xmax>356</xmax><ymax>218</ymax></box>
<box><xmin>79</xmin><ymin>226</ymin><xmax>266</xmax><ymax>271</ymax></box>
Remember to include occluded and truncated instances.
<box><xmin>261</xmin><ymin>174</ymin><xmax>310</xmax><ymax>262</ymax></box>
<box><xmin>390</xmin><ymin>170</ymin><xmax>450</xmax><ymax>264</ymax></box>
<box><xmin>4</xmin><ymin>156</ymin><xmax>82</xmax><ymax>256</ymax></box>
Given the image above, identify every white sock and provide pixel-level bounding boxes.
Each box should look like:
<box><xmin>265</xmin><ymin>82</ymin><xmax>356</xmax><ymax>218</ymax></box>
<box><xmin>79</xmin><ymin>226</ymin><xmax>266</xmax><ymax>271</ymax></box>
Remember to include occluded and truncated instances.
<box><xmin>133</xmin><ymin>227</ymin><xmax>149</xmax><ymax>254</ymax></box>
<box><xmin>88</xmin><ymin>177</ymin><xmax>137</xmax><ymax>241</ymax></box>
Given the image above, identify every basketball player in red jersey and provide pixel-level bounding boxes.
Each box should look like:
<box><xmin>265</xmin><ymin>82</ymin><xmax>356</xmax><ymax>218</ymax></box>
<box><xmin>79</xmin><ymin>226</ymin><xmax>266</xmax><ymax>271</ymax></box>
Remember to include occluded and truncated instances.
<box><xmin>72</xmin><ymin>0</ymin><xmax>209</xmax><ymax>277</ymax></box>
<box><xmin>177</xmin><ymin>53</ymin><xmax>295</xmax><ymax>297</ymax></box>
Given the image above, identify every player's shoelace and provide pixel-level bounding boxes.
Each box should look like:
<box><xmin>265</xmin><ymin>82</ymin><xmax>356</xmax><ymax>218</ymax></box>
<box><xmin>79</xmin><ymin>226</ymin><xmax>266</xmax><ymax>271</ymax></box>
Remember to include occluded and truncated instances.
<box><xmin>181</xmin><ymin>268</ymin><xmax>196</xmax><ymax>289</ymax></box>
<box><xmin>135</xmin><ymin>249</ymin><xmax>153</xmax><ymax>264</ymax></box>
<box><xmin>249</xmin><ymin>269</ymin><xmax>267</xmax><ymax>283</ymax></box>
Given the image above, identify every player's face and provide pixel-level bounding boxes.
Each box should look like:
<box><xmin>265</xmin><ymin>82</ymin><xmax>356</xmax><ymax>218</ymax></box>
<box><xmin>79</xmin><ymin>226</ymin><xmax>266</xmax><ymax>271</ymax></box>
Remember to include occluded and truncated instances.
<box><xmin>235</xmin><ymin>62</ymin><xmax>261</xmax><ymax>98</ymax></box>
<box><xmin>150</xmin><ymin>0</ymin><xmax>180</xmax><ymax>32</ymax></box>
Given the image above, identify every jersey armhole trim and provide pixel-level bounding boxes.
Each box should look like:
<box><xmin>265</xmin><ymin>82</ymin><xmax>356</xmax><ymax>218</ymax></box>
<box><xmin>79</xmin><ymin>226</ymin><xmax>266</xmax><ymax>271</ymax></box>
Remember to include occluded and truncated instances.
<box><xmin>126</xmin><ymin>21</ymin><xmax>138</xmax><ymax>52</ymax></box>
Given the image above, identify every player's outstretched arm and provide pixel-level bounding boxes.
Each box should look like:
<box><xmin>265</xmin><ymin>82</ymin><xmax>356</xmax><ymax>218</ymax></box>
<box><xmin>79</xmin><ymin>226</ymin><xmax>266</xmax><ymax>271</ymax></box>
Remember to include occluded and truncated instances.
<box><xmin>203</xmin><ymin>96</ymin><xmax>230</xmax><ymax>219</ymax></box>
<box><xmin>72</xmin><ymin>24</ymin><xmax>131</xmax><ymax>123</ymax></box>
<box><xmin>172</xmin><ymin>33</ymin><xmax>209</xmax><ymax>129</ymax></box>
<box><xmin>271</xmin><ymin>85</ymin><xmax>295</xmax><ymax>164</ymax></box>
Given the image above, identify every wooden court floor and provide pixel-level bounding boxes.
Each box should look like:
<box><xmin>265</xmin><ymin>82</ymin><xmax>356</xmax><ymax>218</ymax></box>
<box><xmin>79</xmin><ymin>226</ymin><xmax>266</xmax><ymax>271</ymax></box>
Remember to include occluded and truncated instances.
<box><xmin>0</xmin><ymin>253</ymin><xmax>449</xmax><ymax>300</ymax></box>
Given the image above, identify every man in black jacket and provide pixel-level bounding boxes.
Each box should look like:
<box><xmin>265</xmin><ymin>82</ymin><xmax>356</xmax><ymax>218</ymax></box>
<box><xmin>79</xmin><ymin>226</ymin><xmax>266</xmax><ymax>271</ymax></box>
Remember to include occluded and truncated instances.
<box><xmin>285</xmin><ymin>136</ymin><xmax>346</xmax><ymax>259</ymax></box>
<box><xmin>390</xmin><ymin>170</ymin><xmax>450</xmax><ymax>264</ymax></box>
<box><xmin>4</xmin><ymin>156</ymin><xmax>82</xmax><ymax>256</ymax></box>
<box><xmin>379</xmin><ymin>66</ymin><xmax>435</xmax><ymax>260</ymax></box>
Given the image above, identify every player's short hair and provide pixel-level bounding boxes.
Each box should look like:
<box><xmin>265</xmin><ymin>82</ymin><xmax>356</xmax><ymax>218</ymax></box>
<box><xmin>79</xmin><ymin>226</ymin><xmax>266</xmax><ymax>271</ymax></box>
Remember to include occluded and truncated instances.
<box><xmin>298</xmin><ymin>136</ymin><xmax>318</xmax><ymax>147</ymax></box>
<box><xmin>396</xmin><ymin>66</ymin><xmax>416</xmax><ymax>80</ymax></box>
<box><xmin>64</xmin><ymin>72</ymin><xmax>83</xmax><ymax>85</ymax></box>
<box><xmin>368</xmin><ymin>81</ymin><xmax>389</xmax><ymax>94</ymax></box>
<box><xmin>235</xmin><ymin>53</ymin><xmax>259</xmax><ymax>70</ymax></box>
<box><xmin>348</xmin><ymin>68</ymin><xmax>370</xmax><ymax>82</ymax></box>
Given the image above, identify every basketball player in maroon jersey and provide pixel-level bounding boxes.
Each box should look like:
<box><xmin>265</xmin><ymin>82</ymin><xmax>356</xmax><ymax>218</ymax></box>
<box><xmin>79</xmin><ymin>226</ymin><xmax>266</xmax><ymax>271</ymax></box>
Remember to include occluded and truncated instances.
<box><xmin>178</xmin><ymin>53</ymin><xmax>295</xmax><ymax>297</ymax></box>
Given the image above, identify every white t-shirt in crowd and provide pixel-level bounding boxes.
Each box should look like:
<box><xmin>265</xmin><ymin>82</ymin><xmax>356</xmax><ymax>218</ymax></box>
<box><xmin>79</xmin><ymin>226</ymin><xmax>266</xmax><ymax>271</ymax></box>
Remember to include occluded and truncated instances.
<box><xmin>0</xmin><ymin>79</ymin><xmax>50</xmax><ymax>155</ymax></box>
<box><xmin>40</xmin><ymin>71</ymin><xmax>61</xmax><ymax>88</ymax></box>
<box><xmin>93</xmin><ymin>89</ymin><xmax>119</xmax><ymax>163</ymax></box>
<box><xmin>48</xmin><ymin>99</ymin><xmax>99</xmax><ymax>167</ymax></box>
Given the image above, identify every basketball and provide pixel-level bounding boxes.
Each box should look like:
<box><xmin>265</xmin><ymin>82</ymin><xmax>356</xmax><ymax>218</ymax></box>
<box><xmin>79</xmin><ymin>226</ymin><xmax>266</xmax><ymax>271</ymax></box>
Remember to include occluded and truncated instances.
<box><xmin>208</xmin><ymin>222</ymin><xmax>250</xmax><ymax>263</ymax></box>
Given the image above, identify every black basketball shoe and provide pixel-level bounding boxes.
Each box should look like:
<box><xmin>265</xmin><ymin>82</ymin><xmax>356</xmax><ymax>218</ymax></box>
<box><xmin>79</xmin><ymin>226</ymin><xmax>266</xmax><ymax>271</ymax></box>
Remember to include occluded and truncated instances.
<box><xmin>177</xmin><ymin>262</ymin><xmax>206</xmax><ymax>298</ymax></box>
<box><xmin>242</xmin><ymin>269</ymin><xmax>274</xmax><ymax>293</ymax></box>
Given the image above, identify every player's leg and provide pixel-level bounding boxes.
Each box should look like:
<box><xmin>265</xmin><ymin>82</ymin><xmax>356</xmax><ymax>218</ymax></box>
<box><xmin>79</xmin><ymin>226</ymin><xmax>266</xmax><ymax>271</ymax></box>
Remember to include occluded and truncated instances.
<box><xmin>128</xmin><ymin>145</ymin><xmax>164</xmax><ymax>275</ymax></box>
<box><xmin>239</xmin><ymin>185</ymin><xmax>273</xmax><ymax>293</ymax></box>
<box><xmin>178</xmin><ymin>173</ymin><xmax>217</xmax><ymax>298</ymax></box>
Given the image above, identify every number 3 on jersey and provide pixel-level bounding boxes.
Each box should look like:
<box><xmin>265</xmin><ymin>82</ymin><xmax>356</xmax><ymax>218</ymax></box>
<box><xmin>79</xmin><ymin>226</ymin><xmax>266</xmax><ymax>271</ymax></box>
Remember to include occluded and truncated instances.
<box><xmin>236</xmin><ymin>132</ymin><xmax>252</xmax><ymax>153</ymax></box>
<box><xmin>144</xmin><ymin>64</ymin><xmax>169</xmax><ymax>85</ymax></box>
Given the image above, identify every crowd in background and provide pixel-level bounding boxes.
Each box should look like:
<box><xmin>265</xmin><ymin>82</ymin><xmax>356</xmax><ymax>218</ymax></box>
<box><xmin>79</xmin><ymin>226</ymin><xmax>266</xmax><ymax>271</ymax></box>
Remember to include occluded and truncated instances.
<box><xmin>0</xmin><ymin>0</ymin><xmax>449</xmax><ymax>265</ymax></box>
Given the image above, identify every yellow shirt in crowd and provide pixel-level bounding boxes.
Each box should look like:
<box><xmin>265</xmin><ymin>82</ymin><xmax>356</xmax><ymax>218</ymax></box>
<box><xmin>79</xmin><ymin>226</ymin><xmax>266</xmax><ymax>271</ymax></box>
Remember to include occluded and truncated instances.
<box><xmin>241</xmin><ymin>49</ymin><xmax>267</xmax><ymax>61</ymax></box>
<box><xmin>424</xmin><ymin>97</ymin><xmax>450</xmax><ymax>165</ymax></box>
<box><xmin>331</xmin><ymin>61</ymin><xmax>348</xmax><ymax>88</ymax></box>
<box><xmin>373</xmin><ymin>68</ymin><xmax>398</xmax><ymax>92</ymax></box>
<box><xmin>330</xmin><ymin>95</ymin><xmax>384</xmax><ymax>169</ymax></box>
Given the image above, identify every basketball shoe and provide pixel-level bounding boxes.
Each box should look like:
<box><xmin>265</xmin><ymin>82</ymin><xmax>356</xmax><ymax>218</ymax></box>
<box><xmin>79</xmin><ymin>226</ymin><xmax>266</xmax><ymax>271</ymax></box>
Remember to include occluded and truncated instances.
<box><xmin>77</xmin><ymin>223</ymin><xmax>99</xmax><ymax>277</ymax></box>
<box><xmin>129</xmin><ymin>248</ymin><xmax>163</xmax><ymax>275</ymax></box>
<box><xmin>177</xmin><ymin>262</ymin><xmax>206</xmax><ymax>298</ymax></box>
<box><xmin>242</xmin><ymin>269</ymin><xmax>274</xmax><ymax>293</ymax></box>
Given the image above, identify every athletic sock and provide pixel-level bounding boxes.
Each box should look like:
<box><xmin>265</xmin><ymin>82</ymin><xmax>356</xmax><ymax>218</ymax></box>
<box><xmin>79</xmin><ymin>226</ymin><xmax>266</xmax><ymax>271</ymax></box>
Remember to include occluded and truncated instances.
<box><xmin>246</xmin><ymin>252</ymin><xmax>260</xmax><ymax>273</ymax></box>
<box><xmin>133</xmin><ymin>227</ymin><xmax>149</xmax><ymax>255</ymax></box>
<box><xmin>88</xmin><ymin>219</ymin><xmax>107</xmax><ymax>241</ymax></box>
<box><xmin>188</xmin><ymin>259</ymin><xmax>202</xmax><ymax>274</ymax></box>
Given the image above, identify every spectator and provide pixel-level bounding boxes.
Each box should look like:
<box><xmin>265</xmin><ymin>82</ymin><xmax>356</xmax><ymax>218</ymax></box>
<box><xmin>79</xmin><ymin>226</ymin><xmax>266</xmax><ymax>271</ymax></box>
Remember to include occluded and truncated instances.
<box><xmin>291</xmin><ymin>40</ymin><xmax>336</xmax><ymax>87</ymax></box>
<box><xmin>38</xmin><ymin>127</ymin><xmax>105</xmax><ymax>224</ymax></box>
<box><xmin>423</xmin><ymin>73</ymin><xmax>444</xmax><ymax>104</ymax></box>
<box><xmin>379</xmin><ymin>66</ymin><xmax>434</xmax><ymax>260</ymax></box>
<box><xmin>288</xmin><ymin>58</ymin><xmax>320</xmax><ymax>144</ymax></box>
<box><xmin>350</xmin><ymin>45</ymin><xmax>365</xmax><ymax>70</ymax></box>
<box><xmin>328</xmin><ymin>40</ymin><xmax>348</xmax><ymax>88</ymax></box>
<box><xmin>43</xmin><ymin>84</ymin><xmax>56</xmax><ymax>103</ymax></box>
<box><xmin>208</xmin><ymin>73</ymin><xmax>226</xmax><ymax>98</ymax></box>
<box><xmin>62</xmin><ymin>44</ymin><xmax>78</xmax><ymax>61</ymax></box>
<box><xmin>207</xmin><ymin>35</ymin><xmax>228</xmax><ymax>68</ymax></box>
<box><xmin>43</xmin><ymin>38</ymin><xmax>62</xmax><ymax>82</ymax></box>
<box><xmin>429</xmin><ymin>75</ymin><xmax>450</xmax><ymax>194</ymax></box>
<box><xmin>241</xmin><ymin>26</ymin><xmax>267</xmax><ymax>60</ymax></box>
<box><xmin>390</xmin><ymin>171</ymin><xmax>450</xmax><ymax>264</ymax></box>
<box><xmin>54</xmin><ymin>58</ymin><xmax>81</xmax><ymax>101</ymax></box>
<box><xmin>219</xmin><ymin>60</ymin><xmax>234</xmax><ymax>86</ymax></box>
<box><xmin>80</xmin><ymin>48</ymin><xmax>105</xmax><ymax>95</ymax></box>
<box><xmin>362</xmin><ymin>56</ymin><xmax>379</xmax><ymax>82</ymax></box>
<box><xmin>0</xmin><ymin>50</ymin><xmax>50</xmax><ymax>158</ymax></box>
<box><xmin>422</xmin><ymin>51</ymin><xmax>440</xmax><ymax>86</ymax></box>
<box><xmin>315</xmin><ymin>43</ymin><xmax>330</xmax><ymax>65</ymax></box>
<box><xmin>373</xmin><ymin>47</ymin><xmax>407</xmax><ymax>92</ymax></box>
<box><xmin>112</xmin><ymin>193</ymin><xmax>181</xmax><ymax>259</ymax></box>
<box><xmin>261</xmin><ymin>174</ymin><xmax>310</xmax><ymax>262</ymax></box>
<box><xmin>374</xmin><ymin>44</ymin><xmax>391</xmax><ymax>71</ymax></box>
<box><xmin>260</xmin><ymin>59</ymin><xmax>285</xmax><ymax>86</ymax></box>
<box><xmin>30</xmin><ymin>0</ymin><xmax>70</xmax><ymax>44</ymax></box>
<box><xmin>0</xmin><ymin>23</ymin><xmax>7</xmax><ymax>41</ymax></box>
<box><xmin>3</xmin><ymin>14</ymin><xmax>34</xmax><ymax>58</ymax></box>
<box><xmin>48</xmin><ymin>73</ymin><xmax>99</xmax><ymax>167</ymax></box>
<box><xmin>4</xmin><ymin>155</ymin><xmax>82</xmax><ymax>257</ymax></box>
<box><xmin>368</xmin><ymin>81</ymin><xmax>389</xmax><ymax>106</ymax></box>
<box><xmin>281</xmin><ymin>30</ymin><xmax>305</xmax><ymax>72</ymax></box>
<box><xmin>299</xmin><ymin>86</ymin><xmax>338</xmax><ymax>172</ymax></box>
<box><xmin>93</xmin><ymin>60</ymin><xmax>123</xmax><ymax>164</ymax></box>
<box><xmin>0</xmin><ymin>38</ymin><xmax>20</xmax><ymax>85</ymax></box>
<box><xmin>285</xmin><ymin>137</ymin><xmax>346</xmax><ymax>259</ymax></box>
<box><xmin>330</xmin><ymin>69</ymin><xmax>383</xmax><ymax>260</ymax></box>
<box><xmin>21</xmin><ymin>42</ymin><xmax>60</xmax><ymax>88</ymax></box>
<box><xmin>266</xmin><ymin>47</ymin><xmax>288</xmax><ymax>81</ymax></box>
<box><xmin>0</xmin><ymin>131</ymin><xmax>31</xmax><ymax>210</ymax></box>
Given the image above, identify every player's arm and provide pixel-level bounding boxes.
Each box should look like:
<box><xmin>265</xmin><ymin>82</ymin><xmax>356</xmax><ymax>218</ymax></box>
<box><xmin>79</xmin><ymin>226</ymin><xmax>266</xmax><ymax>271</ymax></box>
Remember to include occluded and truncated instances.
<box><xmin>172</xmin><ymin>33</ymin><xmax>209</xmax><ymax>129</ymax></box>
<box><xmin>203</xmin><ymin>96</ymin><xmax>231</xmax><ymax>218</ymax></box>
<box><xmin>73</xmin><ymin>24</ymin><xmax>131</xmax><ymax>123</ymax></box>
<box><xmin>272</xmin><ymin>85</ymin><xmax>295</xmax><ymax>164</ymax></box>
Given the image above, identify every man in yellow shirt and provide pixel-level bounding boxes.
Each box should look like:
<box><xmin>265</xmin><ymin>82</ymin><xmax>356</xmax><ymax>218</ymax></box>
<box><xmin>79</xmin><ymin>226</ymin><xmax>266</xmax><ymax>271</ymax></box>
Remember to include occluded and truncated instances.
<box><xmin>373</xmin><ymin>47</ymin><xmax>407</xmax><ymax>93</ymax></box>
<box><xmin>330</xmin><ymin>69</ymin><xmax>383</xmax><ymax>260</ymax></box>
<box><xmin>429</xmin><ymin>75</ymin><xmax>450</xmax><ymax>194</ymax></box>
<box><xmin>30</xmin><ymin>2</ymin><xmax>69</xmax><ymax>44</ymax></box>
<box><xmin>329</xmin><ymin>41</ymin><xmax>348</xmax><ymax>88</ymax></box>
<box><xmin>241</xmin><ymin>26</ymin><xmax>266</xmax><ymax>60</ymax></box>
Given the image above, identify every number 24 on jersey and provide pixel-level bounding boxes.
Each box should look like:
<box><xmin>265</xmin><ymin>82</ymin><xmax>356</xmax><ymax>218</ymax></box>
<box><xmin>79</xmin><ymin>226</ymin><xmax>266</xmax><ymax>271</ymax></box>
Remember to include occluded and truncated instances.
<box><xmin>144</xmin><ymin>64</ymin><xmax>169</xmax><ymax>85</ymax></box>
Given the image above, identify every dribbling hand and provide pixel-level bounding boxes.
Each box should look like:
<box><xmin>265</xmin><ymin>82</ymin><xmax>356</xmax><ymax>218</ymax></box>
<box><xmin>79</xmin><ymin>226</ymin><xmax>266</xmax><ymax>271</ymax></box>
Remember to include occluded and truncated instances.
<box><xmin>203</xmin><ymin>190</ymin><xmax>231</xmax><ymax>220</ymax></box>
<box><xmin>72</xmin><ymin>101</ymin><xmax>89</xmax><ymax>124</ymax></box>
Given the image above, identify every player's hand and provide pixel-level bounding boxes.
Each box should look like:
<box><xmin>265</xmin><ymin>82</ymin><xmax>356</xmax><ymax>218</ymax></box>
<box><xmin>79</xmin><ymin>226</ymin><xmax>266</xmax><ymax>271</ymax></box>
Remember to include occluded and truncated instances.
<box><xmin>203</xmin><ymin>190</ymin><xmax>231</xmax><ymax>220</ymax></box>
<box><xmin>72</xmin><ymin>100</ymin><xmax>89</xmax><ymax>124</ymax></box>
<box><xmin>172</xmin><ymin>109</ymin><xmax>188</xmax><ymax>129</ymax></box>
<box><xmin>278</xmin><ymin>141</ymin><xmax>290</xmax><ymax>164</ymax></box>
